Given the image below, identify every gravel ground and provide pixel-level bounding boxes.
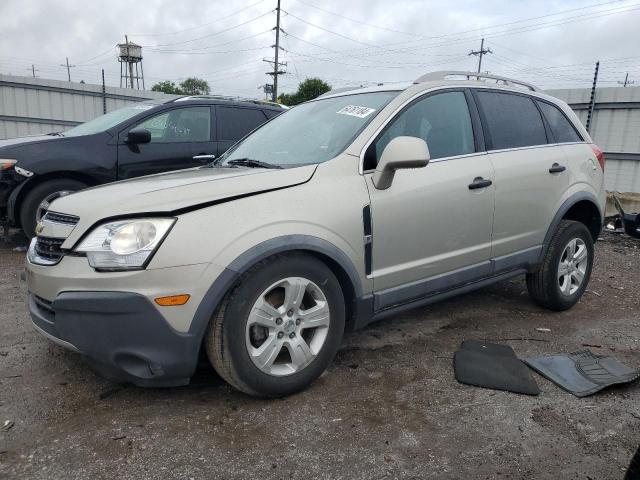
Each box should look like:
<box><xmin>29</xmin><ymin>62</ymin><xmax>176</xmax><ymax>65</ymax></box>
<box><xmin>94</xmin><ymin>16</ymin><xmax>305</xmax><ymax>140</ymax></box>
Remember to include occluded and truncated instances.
<box><xmin>0</xmin><ymin>231</ymin><xmax>639</xmax><ymax>479</ymax></box>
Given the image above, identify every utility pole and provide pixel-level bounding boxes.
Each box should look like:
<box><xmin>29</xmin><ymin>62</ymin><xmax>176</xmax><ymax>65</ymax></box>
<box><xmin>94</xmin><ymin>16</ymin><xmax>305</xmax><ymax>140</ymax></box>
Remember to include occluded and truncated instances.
<box><xmin>101</xmin><ymin>69</ymin><xmax>107</xmax><ymax>114</ymax></box>
<box><xmin>28</xmin><ymin>64</ymin><xmax>38</xmax><ymax>77</ymax></box>
<box><xmin>618</xmin><ymin>72</ymin><xmax>635</xmax><ymax>87</ymax></box>
<box><xmin>586</xmin><ymin>61</ymin><xmax>599</xmax><ymax>133</ymax></box>
<box><xmin>264</xmin><ymin>0</ymin><xmax>286</xmax><ymax>102</ymax></box>
<box><xmin>469</xmin><ymin>38</ymin><xmax>492</xmax><ymax>73</ymax></box>
<box><xmin>60</xmin><ymin>57</ymin><xmax>75</xmax><ymax>81</ymax></box>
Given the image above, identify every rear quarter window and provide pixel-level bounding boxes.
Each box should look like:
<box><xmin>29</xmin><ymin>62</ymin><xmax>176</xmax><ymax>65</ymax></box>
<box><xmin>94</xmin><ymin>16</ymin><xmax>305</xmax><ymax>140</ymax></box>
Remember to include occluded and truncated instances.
<box><xmin>217</xmin><ymin>107</ymin><xmax>268</xmax><ymax>141</ymax></box>
<box><xmin>536</xmin><ymin>100</ymin><xmax>582</xmax><ymax>143</ymax></box>
<box><xmin>476</xmin><ymin>91</ymin><xmax>547</xmax><ymax>150</ymax></box>
<box><xmin>263</xmin><ymin>109</ymin><xmax>282</xmax><ymax>119</ymax></box>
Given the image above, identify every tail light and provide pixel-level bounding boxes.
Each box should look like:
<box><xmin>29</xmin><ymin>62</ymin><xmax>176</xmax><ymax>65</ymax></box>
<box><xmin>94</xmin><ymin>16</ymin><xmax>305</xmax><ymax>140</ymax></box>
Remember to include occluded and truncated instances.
<box><xmin>589</xmin><ymin>144</ymin><xmax>605</xmax><ymax>171</ymax></box>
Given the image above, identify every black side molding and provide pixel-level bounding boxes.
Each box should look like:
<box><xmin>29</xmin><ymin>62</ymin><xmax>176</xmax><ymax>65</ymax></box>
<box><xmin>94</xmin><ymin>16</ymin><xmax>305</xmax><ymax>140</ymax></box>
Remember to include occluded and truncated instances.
<box><xmin>363</xmin><ymin>205</ymin><xmax>372</xmax><ymax>276</ymax></box>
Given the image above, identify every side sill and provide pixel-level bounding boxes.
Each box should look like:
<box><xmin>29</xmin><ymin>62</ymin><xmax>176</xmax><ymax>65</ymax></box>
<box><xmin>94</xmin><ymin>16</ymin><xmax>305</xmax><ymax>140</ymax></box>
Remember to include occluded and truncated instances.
<box><xmin>364</xmin><ymin>269</ymin><xmax>526</xmax><ymax>328</ymax></box>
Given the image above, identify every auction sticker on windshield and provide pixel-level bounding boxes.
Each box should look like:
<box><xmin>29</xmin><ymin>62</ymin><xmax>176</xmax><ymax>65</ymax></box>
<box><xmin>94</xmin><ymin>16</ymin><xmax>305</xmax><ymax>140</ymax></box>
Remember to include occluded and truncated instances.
<box><xmin>336</xmin><ymin>105</ymin><xmax>376</xmax><ymax>118</ymax></box>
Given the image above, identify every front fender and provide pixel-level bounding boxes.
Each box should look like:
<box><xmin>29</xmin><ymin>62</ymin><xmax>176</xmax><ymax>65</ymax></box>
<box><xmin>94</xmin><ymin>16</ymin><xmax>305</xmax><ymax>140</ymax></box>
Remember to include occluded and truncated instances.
<box><xmin>187</xmin><ymin>234</ymin><xmax>364</xmax><ymax>341</ymax></box>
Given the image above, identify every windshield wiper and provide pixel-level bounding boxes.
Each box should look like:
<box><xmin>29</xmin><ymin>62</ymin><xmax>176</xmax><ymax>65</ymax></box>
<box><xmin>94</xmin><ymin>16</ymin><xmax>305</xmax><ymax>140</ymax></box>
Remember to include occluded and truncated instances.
<box><xmin>47</xmin><ymin>132</ymin><xmax>64</xmax><ymax>136</ymax></box>
<box><xmin>226</xmin><ymin>158</ymin><xmax>282</xmax><ymax>169</ymax></box>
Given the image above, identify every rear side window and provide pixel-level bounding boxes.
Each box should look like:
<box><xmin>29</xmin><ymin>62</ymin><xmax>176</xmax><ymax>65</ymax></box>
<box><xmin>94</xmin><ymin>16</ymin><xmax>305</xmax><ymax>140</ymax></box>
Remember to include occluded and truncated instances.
<box><xmin>370</xmin><ymin>91</ymin><xmax>475</xmax><ymax>167</ymax></box>
<box><xmin>536</xmin><ymin>101</ymin><xmax>582</xmax><ymax>143</ymax></box>
<box><xmin>217</xmin><ymin>107</ymin><xmax>267</xmax><ymax>141</ymax></box>
<box><xmin>263</xmin><ymin>109</ymin><xmax>282</xmax><ymax>119</ymax></box>
<box><xmin>476</xmin><ymin>91</ymin><xmax>547</xmax><ymax>150</ymax></box>
<box><xmin>135</xmin><ymin>106</ymin><xmax>211</xmax><ymax>143</ymax></box>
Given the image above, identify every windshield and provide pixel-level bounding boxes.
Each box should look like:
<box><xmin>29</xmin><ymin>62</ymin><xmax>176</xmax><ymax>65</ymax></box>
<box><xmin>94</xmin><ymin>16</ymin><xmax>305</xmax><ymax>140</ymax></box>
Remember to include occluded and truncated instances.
<box><xmin>220</xmin><ymin>91</ymin><xmax>399</xmax><ymax>167</ymax></box>
<box><xmin>62</xmin><ymin>102</ymin><xmax>161</xmax><ymax>137</ymax></box>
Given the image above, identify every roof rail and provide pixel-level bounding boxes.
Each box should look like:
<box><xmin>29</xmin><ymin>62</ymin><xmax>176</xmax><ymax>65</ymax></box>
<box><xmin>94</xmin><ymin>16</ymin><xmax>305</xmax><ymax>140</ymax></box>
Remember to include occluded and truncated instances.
<box><xmin>172</xmin><ymin>94</ymin><xmax>288</xmax><ymax>108</ymax></box>
<box><xmin>414</xmin><ymin>71</ymin><xmax>540</xmax><ymax>92</ymax></box>
<box><xmin>317</xmin><ymin>86</ymin><xmax>362</xmax><ymax>98</ymax></box>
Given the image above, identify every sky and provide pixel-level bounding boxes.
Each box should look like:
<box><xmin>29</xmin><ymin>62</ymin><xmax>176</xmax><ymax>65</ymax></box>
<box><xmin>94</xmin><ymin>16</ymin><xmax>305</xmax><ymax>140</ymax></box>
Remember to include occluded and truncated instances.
<box><xmin>0</xmin><ymin>0</ymin><xmax>639</xmax><ymax>98</ymax></box>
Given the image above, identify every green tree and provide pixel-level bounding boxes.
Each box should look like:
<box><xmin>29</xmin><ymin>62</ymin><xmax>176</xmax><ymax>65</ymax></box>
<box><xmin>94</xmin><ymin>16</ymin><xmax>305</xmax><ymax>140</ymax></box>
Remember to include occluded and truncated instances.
<box><xmin>151</xmin><ymin>78</ymin><xmax>211</xmax><ymax>95</ymax></box>
<box><xmin>179</xmin><ymin>77</ymin><xmax>210</xmax><ymax>95</ymax></box>
<box><xmin>151</xmin><ymin>80</ymin><xmax>182</xmax><ymax>95</ymax></box>
<box><xmin>278</xmin><ymin>78</ymin><xmax>331</xmax><ymax>106</ymax></box>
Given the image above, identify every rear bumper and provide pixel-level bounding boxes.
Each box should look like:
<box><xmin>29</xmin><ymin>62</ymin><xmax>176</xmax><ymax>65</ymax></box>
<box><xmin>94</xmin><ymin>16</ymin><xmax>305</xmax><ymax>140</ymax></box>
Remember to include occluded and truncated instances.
<box><xmin>28</xmin><ymin>291</ymin><xmax>201</xmax><ymax>387</ymax></box>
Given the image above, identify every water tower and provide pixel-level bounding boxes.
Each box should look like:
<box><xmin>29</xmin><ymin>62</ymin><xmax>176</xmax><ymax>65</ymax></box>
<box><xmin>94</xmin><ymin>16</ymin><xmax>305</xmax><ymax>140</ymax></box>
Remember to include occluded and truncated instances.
<box><xmin>118</xmin><ymin>36</ymin><xmax>144</xmax><ymax>89</ymax></box>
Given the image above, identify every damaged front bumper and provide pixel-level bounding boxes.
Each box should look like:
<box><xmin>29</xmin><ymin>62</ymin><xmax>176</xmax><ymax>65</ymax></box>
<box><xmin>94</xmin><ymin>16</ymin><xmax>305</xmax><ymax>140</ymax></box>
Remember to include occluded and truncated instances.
<box><xmin>28</xmin><ymin>291</ymin><xmax>201</xmax><ymax>387</ymax></box>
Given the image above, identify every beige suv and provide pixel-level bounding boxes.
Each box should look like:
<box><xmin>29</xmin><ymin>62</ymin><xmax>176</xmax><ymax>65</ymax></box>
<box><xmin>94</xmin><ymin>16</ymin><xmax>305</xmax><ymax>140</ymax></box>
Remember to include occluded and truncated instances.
<box><xmin>26</xmin><ymin>72</ymin><xmax>606</xmax><ymax>397</ymax></box>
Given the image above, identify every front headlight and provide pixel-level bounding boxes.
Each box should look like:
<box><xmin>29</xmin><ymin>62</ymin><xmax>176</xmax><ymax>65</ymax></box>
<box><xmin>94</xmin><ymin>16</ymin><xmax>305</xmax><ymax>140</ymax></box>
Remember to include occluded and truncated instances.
<box><xmin>75</xmin><ymin>218</ymin><xmax>175</xmax><ymax>270</ymax></box>
<box><xmin>0</xmin><ymin>159</ymin><xmax>17</xmax><ymax>170</ymax></box>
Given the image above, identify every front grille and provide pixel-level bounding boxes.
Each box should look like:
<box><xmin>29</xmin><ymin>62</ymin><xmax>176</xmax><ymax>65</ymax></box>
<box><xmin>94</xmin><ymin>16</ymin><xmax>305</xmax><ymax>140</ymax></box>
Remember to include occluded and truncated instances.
<box><xmin>43</xmin><ymin>211</ymin><xmax>79</xmax><ymax>226</ymax></box>
<box><xmin>34</xmin><ymin>236</ymin><xmax>65</xmax><ymax>262</ymax></box>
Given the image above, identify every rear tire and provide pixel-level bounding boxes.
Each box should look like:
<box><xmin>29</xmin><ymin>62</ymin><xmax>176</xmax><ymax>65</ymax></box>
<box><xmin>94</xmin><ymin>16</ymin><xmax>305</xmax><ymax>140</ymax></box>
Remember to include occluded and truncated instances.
<box><xmin>19</xmin><ymin>179</ymin><xmax>87</xmax><ymax>238</ymax></box>
<box><xmin>205</xmin><ymin>253</ymin><xmax>346</xmax><ymax>398</ymax></box>
<box><xmin>526</xmin><ymin>220</ymin><xmax>594</xmax><ymax>311</ymax></box>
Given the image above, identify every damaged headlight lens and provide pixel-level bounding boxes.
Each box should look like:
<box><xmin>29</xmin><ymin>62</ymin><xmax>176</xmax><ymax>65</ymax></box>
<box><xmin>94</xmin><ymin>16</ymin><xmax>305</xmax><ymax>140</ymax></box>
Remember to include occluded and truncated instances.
<box><xmin>75</xmin><ymin>218</ymin><xmax>175</xmax><ymax>270</ymax></box>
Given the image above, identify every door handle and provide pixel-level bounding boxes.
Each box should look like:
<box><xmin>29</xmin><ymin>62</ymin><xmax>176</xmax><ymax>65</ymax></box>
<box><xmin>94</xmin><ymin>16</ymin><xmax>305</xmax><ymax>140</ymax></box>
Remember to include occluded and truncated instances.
<box><xmin>468</xmin><ymin>177</ymin><xmax>493</xmax><ymax>190</ymax></box>
<box><xmin>193</xmin><ymin>154</ymin><xmax>216</xmax><ymax>160</ymax></box>
<box><xmin>549</xmin><ymin>163</ymin><xmax>566</xmax><ymax>173</ymax></box>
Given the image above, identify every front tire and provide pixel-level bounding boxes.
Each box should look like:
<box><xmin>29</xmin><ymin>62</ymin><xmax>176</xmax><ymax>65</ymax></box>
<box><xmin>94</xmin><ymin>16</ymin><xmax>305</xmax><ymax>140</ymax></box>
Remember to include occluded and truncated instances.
<box><xmin>205</xmin><ymin>253</ymin><xmax>346</xmax><ymax>397</ymax></box>
<box><xmin>19</xmin><ymin>179</ymin><xmax>87</xmax><ymax>238</ymax></box>
<box><xmin>526</xmin><ymin>220</ymin><xmax>594</xmax><ymax>311</ymax></box>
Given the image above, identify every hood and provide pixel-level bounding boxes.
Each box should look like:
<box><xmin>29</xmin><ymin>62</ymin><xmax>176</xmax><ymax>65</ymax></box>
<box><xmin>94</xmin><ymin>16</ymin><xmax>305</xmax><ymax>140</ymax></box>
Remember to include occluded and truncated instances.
<box><xmin>0</xmin><ymin>134</ymin><xmax>60</xmax><ymax>150</ymax></box>
<box><xmin>49</xmin><ymin>164</ymin><xmax>317</xmax><ymax>224</ymax></box>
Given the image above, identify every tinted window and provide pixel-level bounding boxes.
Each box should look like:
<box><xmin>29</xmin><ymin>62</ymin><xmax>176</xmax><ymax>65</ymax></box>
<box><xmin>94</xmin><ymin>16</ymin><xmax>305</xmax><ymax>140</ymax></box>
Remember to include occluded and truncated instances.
<box><xmin>136</xmin><ymin>107</ymin><xmax>211</xmax><ymax>143</ymax></box>
<box><xmin>371</xmin><ymin>91</ymin><xmax>474</xmax><ymax>166</ymax></box>
<box><xmin>217</xmin><ymin>107</ymin><xmax>267</xmax><ymax>141</ymax></box>
<box><xmin>263</xmin><ymin>109</ymin><xmax>282</xmax><ymax>119</ymax></box>
<box><xmin>536</xmin><ymin>101</ymin><xmax>581</xmax><ymax>143</ymax></box>
<box><xmin>476</xmin><ymin>91</ymin><xmax>547</xmax><ymax>150</ymax></box>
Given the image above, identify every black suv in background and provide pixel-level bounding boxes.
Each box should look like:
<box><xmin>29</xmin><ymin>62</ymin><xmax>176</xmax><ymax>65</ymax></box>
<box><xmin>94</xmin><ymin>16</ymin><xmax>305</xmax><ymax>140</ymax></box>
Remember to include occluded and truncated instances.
<box><xmin>0</xmin><ymin>96</ymin><xmax>285</xmax><ymax>237</ymax></box>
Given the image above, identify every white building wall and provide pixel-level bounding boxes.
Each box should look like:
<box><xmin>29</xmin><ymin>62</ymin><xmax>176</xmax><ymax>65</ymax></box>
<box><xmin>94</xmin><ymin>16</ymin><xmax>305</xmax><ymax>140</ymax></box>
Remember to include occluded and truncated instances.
<box><xmin>547</xmin><ymin>86</ymin><xmax>640</xmax><ymax>193</ymax></box>
<box><xmin>0</xmin><ymin>74</ymin><xmax>175</xmax><ymax>139</ymax></box>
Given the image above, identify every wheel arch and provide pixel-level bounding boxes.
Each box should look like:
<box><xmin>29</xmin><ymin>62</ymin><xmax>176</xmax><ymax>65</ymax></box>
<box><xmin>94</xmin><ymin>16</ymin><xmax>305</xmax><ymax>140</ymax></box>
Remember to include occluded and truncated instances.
<box><xmin>189</xmin><ymin>235</ymin><xmax>365</xmax><ymax>343</ymax></box>
<box><xmin>540</xmin><ymin>192</ymin><xmax>603</xmax><ymax>262</ymax></box>
<box><xmin>9</xmin><ymin>171</ymin><xmax>98</xmax><ymax>224</ymax></box>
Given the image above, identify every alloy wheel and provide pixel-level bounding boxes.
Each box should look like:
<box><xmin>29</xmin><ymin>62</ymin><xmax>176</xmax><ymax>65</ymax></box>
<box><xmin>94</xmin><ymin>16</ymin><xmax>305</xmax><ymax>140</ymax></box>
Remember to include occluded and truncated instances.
<box><xmin>557</xmin><ymin>237</ymin><xmax>588</xmax><ymax>296</ymax></box>
<box><xmin>245</xmin><ymin>277</ymin><xmax>331</xmax><ymax>376</ymax></box>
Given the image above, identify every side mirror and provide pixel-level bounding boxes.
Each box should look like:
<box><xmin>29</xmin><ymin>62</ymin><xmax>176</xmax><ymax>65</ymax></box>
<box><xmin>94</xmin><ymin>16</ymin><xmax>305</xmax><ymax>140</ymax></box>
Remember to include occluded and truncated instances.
<box><xmin>372</xmin><ymin>136</ymin><xmax>430</xmax><ymax>190</ymax></box>
<box><xmin>126</xmin><ymin>127</ymin><xmax>151</xmax><ymax>144</ymax></box>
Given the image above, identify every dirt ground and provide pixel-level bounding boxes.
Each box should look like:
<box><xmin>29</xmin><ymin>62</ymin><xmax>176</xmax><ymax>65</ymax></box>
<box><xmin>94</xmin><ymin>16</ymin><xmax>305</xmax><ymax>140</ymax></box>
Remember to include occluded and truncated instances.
<box><xmin>0</xmin><ymin>230</ymin><xmax>638</xmax><ymax>480</ymax></box>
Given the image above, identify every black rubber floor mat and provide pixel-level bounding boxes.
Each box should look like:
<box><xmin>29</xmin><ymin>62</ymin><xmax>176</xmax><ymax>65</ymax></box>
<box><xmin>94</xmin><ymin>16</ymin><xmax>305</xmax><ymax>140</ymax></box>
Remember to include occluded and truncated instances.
<box><xmin>524</xmin><ymin>350</ymin><xmax>640</xmax><ymax>397</ymax></box>
<box><xmin>454</xmin><ymin>340</ymin><xmax>540</xmax><ymax>396</ymax></box>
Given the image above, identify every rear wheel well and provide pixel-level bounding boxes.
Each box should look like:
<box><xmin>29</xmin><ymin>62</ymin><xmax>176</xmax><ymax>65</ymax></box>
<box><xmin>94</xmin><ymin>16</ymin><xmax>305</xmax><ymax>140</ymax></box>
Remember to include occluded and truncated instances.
<box><xmin>562</xmin><ymin>200</ymin><xmax>602</xmax><ymax>241</ymax></box>
<box><xmin>13</xmin><ymin>171</ymin><xmax>98</xmax><ymax>222</ymax></box>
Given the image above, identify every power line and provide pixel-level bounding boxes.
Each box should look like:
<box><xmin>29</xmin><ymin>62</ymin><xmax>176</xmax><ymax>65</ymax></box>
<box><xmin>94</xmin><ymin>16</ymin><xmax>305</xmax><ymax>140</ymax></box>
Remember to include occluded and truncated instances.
<box><xmin>143</xmin><ymin>10</ymin><xmax>273</xmax><ymax>48</ymax></box>
<box><xmin>293</xmin><ymin>0</ymin><xmax>629</xmax><ymax>42</ymax></box>
<box><xmin>146</xmin><ymin>30</ymin><xmax>272</xmax><ymax>53</ymax></box>
<box><xmin>131</xmin><ymin>0</ymin><xmax>266</xmax><ymax>36</ymax></box>
<box><xmin>282</xmin><ymin>1</ymin><xmax>640</xmax><ymax>63</ymax></box>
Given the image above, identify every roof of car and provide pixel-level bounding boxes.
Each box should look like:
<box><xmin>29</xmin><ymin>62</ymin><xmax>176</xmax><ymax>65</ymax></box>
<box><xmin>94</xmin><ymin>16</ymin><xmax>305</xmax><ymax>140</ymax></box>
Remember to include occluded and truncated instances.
<box><xmin>166</xmin><ymin>95</ymin><xmax>288</xmax><ymax>110</ymax></box>
<box><xmin>317</xmin><ymin>71</ymin><xmax>543</xmax><ymax>100</ymax></box>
